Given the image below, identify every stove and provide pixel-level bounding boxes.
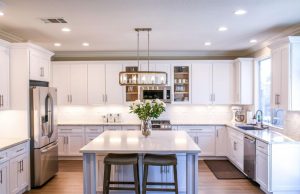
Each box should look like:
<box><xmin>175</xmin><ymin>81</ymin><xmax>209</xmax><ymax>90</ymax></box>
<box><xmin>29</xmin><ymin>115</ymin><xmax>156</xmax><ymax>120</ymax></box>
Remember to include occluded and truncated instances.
<box><xmin>151</xmin><ymin>120</ymin><xmax>172</xmax><ymax>130</ymax></box>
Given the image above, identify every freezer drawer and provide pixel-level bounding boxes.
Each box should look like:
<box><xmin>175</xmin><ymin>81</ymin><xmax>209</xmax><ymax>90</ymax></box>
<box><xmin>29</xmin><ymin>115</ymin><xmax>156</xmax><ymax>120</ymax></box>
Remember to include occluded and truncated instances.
<box><xmin>32</xmin><ymin>141</ymin><xmax>59</xmax><ymax>187</ymax></box>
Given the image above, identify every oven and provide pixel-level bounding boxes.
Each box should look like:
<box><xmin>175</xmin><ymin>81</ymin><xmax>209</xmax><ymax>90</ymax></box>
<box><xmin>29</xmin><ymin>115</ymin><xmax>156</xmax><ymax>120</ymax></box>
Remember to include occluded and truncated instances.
<box><xmin>140</xmin><ymin>86</ymin><xmax>171</xmax><ymax>103</ymax></box>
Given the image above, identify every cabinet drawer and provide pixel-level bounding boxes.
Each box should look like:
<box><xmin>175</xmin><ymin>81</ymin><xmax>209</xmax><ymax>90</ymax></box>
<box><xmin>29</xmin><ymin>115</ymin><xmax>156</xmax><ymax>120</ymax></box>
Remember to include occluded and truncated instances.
<box><xmin>256</xmin><ymin>140</ymin><xmax>269</xmax><ymax>155</ymax></box>
<box><xmin>228</xmin><ymin>127</ymin><xmax>244</xmax><ymax>140</ymax></box>
<box><xmin>8</xmin><ymin>142</ymin><xmax>27</xmax><ymax>158</ymax></box>
<box><xmin>58</xmin><ymin>126</ymin><xmax>84</xmax><ymax>133</ymax></box>
<box><xmin>104</xmin><ymin>125</ymin><xmax>122</xmax><ymax>131</ymax></box>
<box><xmin>122</xmin><ymin>125</ymin><xmax>140</xmax><ymax>131</ymax></box>
<box><xmin>178</xmin><ymin>125</ymin><xmax>215</xmax><ymax>133</ymax></box>
<box><xmin>0</xmin><ymin>150</ymin><xmax>8</xmax><ymax>164</ymax></box>
<box><xmin>85</xmin><ymin>126</ymin><xmax>104</xmax><ymax>133</ymax></box>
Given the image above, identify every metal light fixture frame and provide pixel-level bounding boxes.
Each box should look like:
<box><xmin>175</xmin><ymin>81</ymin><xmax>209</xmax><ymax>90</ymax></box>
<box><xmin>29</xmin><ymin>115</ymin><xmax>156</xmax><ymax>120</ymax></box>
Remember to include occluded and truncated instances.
<box><xmin>119</xmin><ymin>28</ymin><xmax>168</xmax><ymax>86</ymax></box>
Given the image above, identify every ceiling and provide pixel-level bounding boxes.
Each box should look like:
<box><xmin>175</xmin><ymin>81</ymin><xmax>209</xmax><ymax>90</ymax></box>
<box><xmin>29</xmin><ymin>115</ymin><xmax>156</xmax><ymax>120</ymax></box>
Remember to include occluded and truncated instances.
<box><xmin>0</xmin><ymin>0</ymin><xmax>300</xmax><ymax>54</ymax></box>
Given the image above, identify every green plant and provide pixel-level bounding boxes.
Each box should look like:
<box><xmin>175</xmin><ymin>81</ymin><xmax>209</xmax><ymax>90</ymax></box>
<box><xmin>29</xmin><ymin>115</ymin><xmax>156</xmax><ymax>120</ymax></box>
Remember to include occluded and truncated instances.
<box><xmin>129</xmin><ymin>99</ymin><xmax>166</xmax><ymax>121</ymax></box>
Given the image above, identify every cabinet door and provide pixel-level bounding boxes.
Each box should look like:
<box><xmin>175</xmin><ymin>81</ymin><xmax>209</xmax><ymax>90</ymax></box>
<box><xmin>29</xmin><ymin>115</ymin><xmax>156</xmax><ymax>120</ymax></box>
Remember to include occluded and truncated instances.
<box><xmin>187</xmin><ymin>132</ymin><xmax>199</xmax><ymax>145</ymax></box>
<box><xmin>213</xmin><ymin>61</ymin><xmax>234</xmax><ymax>104</ymax></box>
<box><xmin>9</xmin><ymin>156</ymin><xmax>19</xmax><ymax>194</ymax></box>
<box><xmin>227</xmin><ymin>133</ymin><xmax>235</xmax><ymax>162</ymax></box>
<box><xmin>40</xmin><ymin>56</ymin><xmax>50</xmax><ymax>82</ymax></box>
<box><xmin>29</xmin><ymin>51</ymin><xmax>43</xmax><ymax>81</ymax></box>
<box><xmin>234</xmin><ymin>138</ymin><xmax>244</xmax><ymax>171</ymax></box>
<box><xmin>85</xmin><ymin>134</ymin><xmax>100</xmax><ymax>145</ymax></box>
<box><xmin>67</xmin><ymin>134</ymin><xmax>84</xmax><ymax>156</ymax></box>
<box><xmin>105</xmin><ymin>64</ymin><xmax>123</xmax><ymax>104</ymax></box>
<box><xmin>0</xmin><ymin>161</ymin><xmax>9</xmax><ymax>194</ymax></box>
<box><xmin>88</xmin><ymin>64</ymin><xmax>106</xmax><ymax>105</ymax></box>
<box><xmin>239</xmin><ymin>59</ymin><xmax>254</xmax><ymax>105</ymax></box>
<box><xmin>70</xmin><ymin>64</ymin><xmax>88</xmax><ymax>105</ymax></box>
<box><xmin>155</xmin><ymin>63</ymin><xmax>171</xmax><ymax>86</ymax></box>
<box><xmin>271</xmin><ymin>48</ymin><xmax>282</xmax><ymax>108</ymax></box>
<box><xmin>173</xmin><ymin>64</ymin><xmax>191</xmax><ymax>104</ymax></box>
<box><xmin>104</xmin><ymin>126</ymin><xmax>122</xmax><ymax>131</ymax></box>
<box><xmin>58</xmin><ymin>135</ymin><xmax>66</xmax><ymax>156</ymax></box>
<box><xmin>280</xmin><ymin>46</ymin><xmax>289</xmax><ymax>110</ymax></box>
<box><xmin>192</xmin><ymin>62</ymin><xmax>213</xmax><ymax>104</ymax></box>
<box><xmin>197</xmin><ymin>132</ymin><xmax>216</xmax><ymax>156</ymax></box>
<box><xmin>52</xmin><ymin>64</ymin><xmax>70</xmax><ymax>105</ymax></box>
<box><xmin>216</xmin><ymin>126</ymin><xmax>227</xmax><ymax>156</ymax></box>
<box><xmin>256</xmin><ymin>150</ymin><xmax>269</xmax><ymax>190</ymax></box>
<box><xmin>18</xmin><ymin>153</ymin><xmax>28</xmax><ymax>190</ymax></box>
<box><xmin>0</xmin><ymin>46</ymin><xmax>9</xmax><ymax>110</ymax></box>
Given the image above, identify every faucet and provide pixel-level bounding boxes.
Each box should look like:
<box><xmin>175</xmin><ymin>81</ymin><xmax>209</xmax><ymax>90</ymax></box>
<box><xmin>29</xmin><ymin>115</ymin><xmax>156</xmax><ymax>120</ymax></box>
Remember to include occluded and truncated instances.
<box><xmin>253</xmin><ymin>110</ymin><xmax>263</xmax><ymax>128</ymax></box>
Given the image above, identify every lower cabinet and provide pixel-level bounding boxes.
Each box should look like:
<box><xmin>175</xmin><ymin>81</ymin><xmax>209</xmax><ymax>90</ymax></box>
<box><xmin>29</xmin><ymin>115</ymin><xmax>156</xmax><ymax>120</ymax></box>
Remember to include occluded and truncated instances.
<box><xmin>0</xmin><ymin>161</ymin><xmax>9</xmax><ymax>194</ymax></box>
<box><xmin>256</xmin><ymin>140</ymin><xmax>269</xmax><ymax>192</ymax></box>
<box><xmin>58</xmin><ymin>126</ymin><xmax>85</xmax><ymax>156</ymax></box>
<box><xmin>227</xmin><ymin>127</ymin><xmax>244</xmax><ymax>171</ymax></box>
<box><xmin>215</xmin><ymin>126</ymin><xmax>227</xmax><ymax>156</ymax></box>
<box><xmin>10</xmin><ymin>153</ymin><xmax>28</xmax><ymax>194</ymax></box>
<box><xmin>96</xmin><ymin>154</ymin><xmax>186</xmax><ymax>193</ymax></box>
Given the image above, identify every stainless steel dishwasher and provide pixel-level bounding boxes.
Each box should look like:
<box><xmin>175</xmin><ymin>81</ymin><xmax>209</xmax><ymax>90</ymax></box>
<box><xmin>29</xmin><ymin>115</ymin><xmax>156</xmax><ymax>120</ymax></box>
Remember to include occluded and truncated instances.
<box><xmin>244</xmin><ymin>135</ymin><xmax>256</xmax><ymax>180</ymax></box>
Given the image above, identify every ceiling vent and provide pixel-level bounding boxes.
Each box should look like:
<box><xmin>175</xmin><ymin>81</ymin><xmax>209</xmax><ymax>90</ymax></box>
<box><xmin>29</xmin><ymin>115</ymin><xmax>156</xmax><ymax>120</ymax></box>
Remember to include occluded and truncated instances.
<box><xmin>40</xmin><ymin>18</ymin><xmax>67</xmax><ymax>24</ymax></box>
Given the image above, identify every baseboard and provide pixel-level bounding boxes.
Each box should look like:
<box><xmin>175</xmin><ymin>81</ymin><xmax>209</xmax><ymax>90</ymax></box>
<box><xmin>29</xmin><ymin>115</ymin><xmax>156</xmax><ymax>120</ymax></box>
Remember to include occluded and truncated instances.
<box><xmin>199</xmin><ymin>156</ymin><xmax>228</xmax><ymax>160</ymax></box>
<box><xmin>59</xmin><ymin>156</ymin><xmax>83</xmax><ymax>160</ymax></box>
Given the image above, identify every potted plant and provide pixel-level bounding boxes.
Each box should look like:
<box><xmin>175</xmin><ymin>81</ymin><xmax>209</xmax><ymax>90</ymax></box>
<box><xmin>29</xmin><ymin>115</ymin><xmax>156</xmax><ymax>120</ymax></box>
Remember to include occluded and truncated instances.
<box><xmin>130</xmin><ymin>99</ymin><xmax>166</xmax><ymax>137</ymax></box>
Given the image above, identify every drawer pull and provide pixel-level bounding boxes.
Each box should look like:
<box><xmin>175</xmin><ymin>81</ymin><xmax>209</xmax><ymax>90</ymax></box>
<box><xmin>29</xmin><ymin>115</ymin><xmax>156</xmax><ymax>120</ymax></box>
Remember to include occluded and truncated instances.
<box><xmin>89</xmin><ymin>129</ymin><xmax>98</xmax><ymax>131</ymax></box>
<box><xmin>60</xmin><ymin>129</ymin><xmax>72</xmax><ymax>131</ymax></box>
<box><xmin>16</xmin><ymin>148</ymin><xmax>24</xmax><ymax>153</ymax></box>
<box><xmin>258</xmin><ymin>146</ymin><xmax>265</xmax><ymax>149</ymax></box>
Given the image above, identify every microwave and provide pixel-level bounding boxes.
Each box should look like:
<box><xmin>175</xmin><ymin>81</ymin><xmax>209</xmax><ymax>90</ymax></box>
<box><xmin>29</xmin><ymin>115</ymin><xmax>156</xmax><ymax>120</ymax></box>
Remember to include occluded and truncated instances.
<box><xmin>140</xmin><ymin>86</ymin><xmax>171</xmax><ymax>103</ymax></box>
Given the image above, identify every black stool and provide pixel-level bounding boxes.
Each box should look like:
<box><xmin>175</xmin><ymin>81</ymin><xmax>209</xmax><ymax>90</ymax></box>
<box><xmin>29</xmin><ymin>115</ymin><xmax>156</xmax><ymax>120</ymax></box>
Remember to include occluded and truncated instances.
<box><xmin>142</xmin><ymin>154</ymin><xmax>178</xmax><ymax>194</ymax></box>
<box><xmin>103</xmin><ymin>153</ymin><xmax>140</xmax><ymax>194</ymax></box>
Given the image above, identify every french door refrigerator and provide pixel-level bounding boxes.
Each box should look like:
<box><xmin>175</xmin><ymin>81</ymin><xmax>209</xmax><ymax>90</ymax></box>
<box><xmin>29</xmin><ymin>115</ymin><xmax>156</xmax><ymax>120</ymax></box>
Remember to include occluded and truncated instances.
<box><xmin>30</xmin><ymin>86</ymin><xmax>58</xmax><ymax>187</ymax></box>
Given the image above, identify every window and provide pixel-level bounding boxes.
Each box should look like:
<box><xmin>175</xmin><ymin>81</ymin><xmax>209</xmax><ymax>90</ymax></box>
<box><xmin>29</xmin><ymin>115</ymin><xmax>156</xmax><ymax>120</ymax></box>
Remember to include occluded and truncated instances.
<box><xmin>257</xmin><ymin>58</ymin><xmax>284</xmax><ymax>128</ymax></box>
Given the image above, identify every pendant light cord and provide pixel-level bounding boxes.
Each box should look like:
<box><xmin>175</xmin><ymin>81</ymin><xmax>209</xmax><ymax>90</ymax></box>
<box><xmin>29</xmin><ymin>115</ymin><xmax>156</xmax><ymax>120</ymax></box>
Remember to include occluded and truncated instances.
<box><xmin>137</xmin><ymin>30</ymin><xmax>140</xmax><ymax>69</ymax></box>
<box><xmin>148</xmin><ymin>30</ymin><xmax>150</xmax><ymax>72</ymax></box>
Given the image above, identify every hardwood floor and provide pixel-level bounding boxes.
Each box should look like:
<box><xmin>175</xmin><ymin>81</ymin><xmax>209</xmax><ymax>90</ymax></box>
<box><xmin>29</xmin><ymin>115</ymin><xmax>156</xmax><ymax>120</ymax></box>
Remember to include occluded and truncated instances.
<box><xmin>25</xmin><ymin>160</ymin><xmax>263</xmax><ymax>194</ymax></box>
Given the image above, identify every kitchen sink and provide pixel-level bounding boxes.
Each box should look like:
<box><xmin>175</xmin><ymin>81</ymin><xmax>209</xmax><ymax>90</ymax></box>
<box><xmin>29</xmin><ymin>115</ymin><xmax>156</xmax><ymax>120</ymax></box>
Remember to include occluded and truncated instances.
<box><xmin>236</xmin><ymin>125</ymin><xmax>264</xmax><ymax>131</ymax></box>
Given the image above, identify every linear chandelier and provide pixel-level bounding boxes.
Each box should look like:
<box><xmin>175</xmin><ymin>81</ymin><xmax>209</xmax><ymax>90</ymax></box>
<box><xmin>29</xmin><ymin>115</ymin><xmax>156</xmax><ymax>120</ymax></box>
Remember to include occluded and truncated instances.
<box><xmin>119</xmin><ymin>28</ymin><xmax>168</xmax><ymax>86</ymax></box>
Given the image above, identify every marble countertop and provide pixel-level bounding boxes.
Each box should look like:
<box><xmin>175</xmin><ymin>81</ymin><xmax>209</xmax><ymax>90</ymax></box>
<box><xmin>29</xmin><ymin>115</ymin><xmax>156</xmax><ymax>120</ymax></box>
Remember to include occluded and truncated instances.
<box><xmin>0</xmin><ymin>138</ymin><xmax>29</xmax><ymax>152</ymax></box>
<box><xmin>80</xmin><ymin>130</ymin><xmax>201</xmax><ymax>154</ymax></box>
<box><xmin>58</xmin><ymin>122</ymin><xmax>141</xmax><ymax>126</ymax></box>
<box><xmin>227</xmin><ymin>124</ymin><xmax>297</xmax><ymax>144</ymax></box>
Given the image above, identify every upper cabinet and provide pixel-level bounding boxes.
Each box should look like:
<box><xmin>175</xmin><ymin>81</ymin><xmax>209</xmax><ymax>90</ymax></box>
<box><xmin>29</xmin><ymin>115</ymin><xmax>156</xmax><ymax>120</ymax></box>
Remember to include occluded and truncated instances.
<box><xmin>29</xmin><ymin>49</ymin><xmax>52</xmax><ymax>82</ymax></box>
<box><xmin>0</xmin><ymin>40</ymin><xmax>10</xmax><ymax>110</ymax></box>
<box><xmin>233</xmin><ymin>58</ymin><xmax>254</xmax><ymax>105</ymax></box>
<box><xmin>172</xmin><ymin>64</ymin><xmax>191</xmax><ymax>104</ymax></box>
<box><xmin>105</xmin><ymin>63</ymin><xmax>123</xmax><ymax>104</ymax></box>
<box><xmin>87</xmin><ymin>63</ymin><xmax>106</xmax><ymax>105</ymax></box>
<box><xmin>192</xmin><ymin>61</ymin><xmax>234</xmax><ymax>105</ymax></box>
<box><xmin>52</xmin><ymin>63</ymin><xmax>88</xmax><ymax>105</ymax></box>
<box><xmin>269</xmin><ymin>36</ymin><xmax>300</xmax><ymax>111</ymax></box>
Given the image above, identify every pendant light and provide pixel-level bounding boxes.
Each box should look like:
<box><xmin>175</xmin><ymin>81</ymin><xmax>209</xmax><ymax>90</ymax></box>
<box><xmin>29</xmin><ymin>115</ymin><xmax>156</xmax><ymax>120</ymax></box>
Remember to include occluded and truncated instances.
<box><xmin>119</xmin><ymin>28</ymin><xmax>168</xmax><ymax>86</ymax></box>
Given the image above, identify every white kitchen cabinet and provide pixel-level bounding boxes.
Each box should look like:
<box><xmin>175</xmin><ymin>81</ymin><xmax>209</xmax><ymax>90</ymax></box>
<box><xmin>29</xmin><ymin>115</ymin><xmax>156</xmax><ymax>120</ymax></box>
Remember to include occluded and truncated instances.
<box><xmin>29</xmin><ymin>49</ymin><xmax>52</xmax><ymax>82</ymax></box>
<box><xmin>121</xmin><ymin>125</ymin><xmax>140</xmax><ymax>131</ymax></box>
<box><xmin>227</xmin><ymin>127</ymin><xmax>244</xmax><ymax>171</ymax></box>
<box><xmin>215</xmin><ymin>126</ymin><xmax>227</xmax><ymax>156</ymax></box>
<box><xmin>87</xmin><ymin>63</ymin><xmax>106</xmax><ymax>105</ymax></box>
<box><xmin>0</xmin><ymin>42</ymin><xmax>10</xmax><ymax>110</ymax></box>
<box><xmin>233</xmin><ymin>58</ymin><xmax>253</xmax><ymax>105</ymax></box>
<box><xmin>213</xmin><ymin>61</ymin><xmax>234</xmax><ymax>104</ymax></box>
<box><xmin>105</xmin><ymin>63</ymin><xmax>123</xmax><ymax>104</ymax></box>
<box><xmin>58</xmin><ymin>126</ymin><xmax>85</xmax><ymax>156</ymax></box>
<box><xmin>0</xmin><ymin>161</ymin><xmax>9</xmax><ymax>194</ymax></box>
<box><xmin>256</xmin><ymin>147</ymin><xmax>269</xmax><ymax>191</ymax></box>
<box><xmin>180</xmin><ymin>126</ymin><xmax>215</xmax><ymax>156</ymax></box>
<box><xmin>269</xmin><ymin>36</ymin><xmax>300</xmax><ymax>111</ymax></box>
<box><xmin>104</xmin><ymin>125</ymin><xmax>122</xmax><ymax>131</ymax></box>
<box><xmin>141</xmin><ymin>62</ymin><xmax>171</xmax><ymax>86</ymax></box>
<box><xmin>192</xmin><ymin>62</ymin><xmax>213</xmax><ymax>104</ymax></box>
<box><xmin>52</xmin><ymin>63</ymin><xmax>87</xmax><ymax>105</ymax></box>
<box><xmin>9</xmin><ymin>152</ymin><xmax>28</xmax><ymax>194</ymax></box>
<box><xmin>172</xmin><ymin>64</ymin><xmax>191</xmax><ymax>104</ymax></box>
<box><xmin>191</xmin><ymin>61</ymin><xmax>234</xmax><ymax>105</ymax></box>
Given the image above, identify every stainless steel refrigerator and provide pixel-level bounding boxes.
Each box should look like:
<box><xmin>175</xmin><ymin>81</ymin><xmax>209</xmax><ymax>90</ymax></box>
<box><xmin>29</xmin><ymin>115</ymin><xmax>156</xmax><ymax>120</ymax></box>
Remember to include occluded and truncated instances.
<box><xmin>30</xmin><ymin>86</ymin><xmax>58</xmax><ymax>187</ymax></box>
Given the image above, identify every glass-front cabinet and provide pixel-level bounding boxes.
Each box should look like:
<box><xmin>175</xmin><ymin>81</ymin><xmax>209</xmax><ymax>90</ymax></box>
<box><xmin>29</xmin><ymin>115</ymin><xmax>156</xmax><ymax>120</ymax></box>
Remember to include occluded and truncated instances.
<box><xmin>124</xmin><ymin>66</ymin><xmax>139</xmax><ymax>102</ymax></box>
<box><xmin>172</xmin><ymin>64</ymin><xmax>191</xmax><ymax>103</ymax></box>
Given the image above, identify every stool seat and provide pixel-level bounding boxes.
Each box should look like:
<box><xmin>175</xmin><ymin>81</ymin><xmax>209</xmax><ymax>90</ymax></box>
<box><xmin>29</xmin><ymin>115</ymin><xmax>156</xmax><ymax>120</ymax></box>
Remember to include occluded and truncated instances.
<box><xmin>104</xmin><ymin>153</ymin><xmax>139</xmax><ymax>165</ymax></box>
<box><xmin>143</xmin><ymin>154</ymin><xmax>177</xmax><ymax>166</ymax></box>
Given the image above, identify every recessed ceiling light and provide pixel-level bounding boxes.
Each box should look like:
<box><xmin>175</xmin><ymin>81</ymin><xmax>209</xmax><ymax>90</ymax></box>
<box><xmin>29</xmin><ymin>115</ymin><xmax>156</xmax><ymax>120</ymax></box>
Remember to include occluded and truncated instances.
<box><xmin>250</xmin><ymin>39</ymin><xmax>257</xmax><ymax>44</ymax></box>
<box><xmin>82</xmin><ymin>42</ymin><xmax>90</xmax><ymax>47</ymax></box>
<box><xmin>234</xmin><ymin>9</ymin><xmax>247</xmax><ymax>15</ymax></box>
<box><xmin>61</xmin><ymin>27</ymin><xmax>71</xmax><ymax>32</ymax></box>
<box><xmin>54</xmin><ymin>43</ymin><xmax>61</xmax><ymax>47</ymax></box>
<box><xmin>204</xmin><ymin>42</ymin><xmax>212</xmax><ymax>46</ymax></box>
<box><xmin>218</xmin><ymin>26</ymin><xmax>228</xmax><ymax>32</ymax></box>
<box><xmin>0</xmin><ymin>12</ymin><xmax>4</xmax><ymax>16</ymax></box>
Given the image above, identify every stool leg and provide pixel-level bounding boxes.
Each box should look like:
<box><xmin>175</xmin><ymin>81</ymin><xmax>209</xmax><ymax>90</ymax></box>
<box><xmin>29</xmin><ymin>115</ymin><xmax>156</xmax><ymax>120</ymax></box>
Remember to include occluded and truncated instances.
<box><xmin>103</xmin><ymin>164</ymin><xmax>111</xmax><ymax>194</ymax></box>
<box><xmin>142</xmin><ymin>164</ymin><xmax>148</xmax><ymax>194</ymax></box>
<box><xmin>173</xmin><ymin>164</ymin><xmax>178</xmax><ymax>194</ymax></box>
<box><xmin>133</xmin><ymin>163</ymin><xmax>140</xmax><ymax>194</ymax></box>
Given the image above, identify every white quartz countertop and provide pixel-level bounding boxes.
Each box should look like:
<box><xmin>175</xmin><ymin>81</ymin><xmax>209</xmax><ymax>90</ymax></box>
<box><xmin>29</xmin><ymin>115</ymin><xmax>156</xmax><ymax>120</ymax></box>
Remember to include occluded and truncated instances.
<box><xmin>227</xmin><ymin>124</ymin><xmax>297</xmax><ymax>144</ymax></box>
<box><xmin>0</xmin><ymin>138</ymin><xmax>29</xmax><ymax>151</ymax></box>
<box><xmin>58</xmin><ymin>122</ymin><xmax>141</xmax><ymax>126</ymax></box>
<box><xmin>80</xmin><ymin>130</ymin><xmax>201</xmax><ymax>154</ymax></box>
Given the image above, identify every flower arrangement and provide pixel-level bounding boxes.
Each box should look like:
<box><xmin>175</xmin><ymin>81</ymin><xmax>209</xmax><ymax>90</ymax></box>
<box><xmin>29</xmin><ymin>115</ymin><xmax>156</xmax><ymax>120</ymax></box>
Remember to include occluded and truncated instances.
<box><xmin>129</xmin><ymin>99</ymin><xmax>166</xmax><ymax>121</ymax></box>
<box><xmin>129</xmin><ymin>99</ymin><xmax>166</xmax><ymax>137</ymax></box>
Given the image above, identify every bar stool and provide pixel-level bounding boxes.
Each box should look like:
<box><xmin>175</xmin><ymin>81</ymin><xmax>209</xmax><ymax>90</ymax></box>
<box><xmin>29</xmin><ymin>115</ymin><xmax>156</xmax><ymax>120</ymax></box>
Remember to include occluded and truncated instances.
<box><xmin>142</xmin><ymin>154</ymin><xmax>178</xmax><ymax>194</ymax></box>
<box><xmin>103</xmin><ymin>153</ymin><xmax>140</xmax><ymax>194</ymax></box>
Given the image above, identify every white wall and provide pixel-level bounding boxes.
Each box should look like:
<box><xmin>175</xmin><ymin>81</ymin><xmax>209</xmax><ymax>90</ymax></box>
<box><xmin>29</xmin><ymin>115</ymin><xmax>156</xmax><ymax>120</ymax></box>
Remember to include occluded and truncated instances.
<box><xmin>57</xmin><ymin>104</ymin><xmax>232</xmax><ymax>125</ymax></box>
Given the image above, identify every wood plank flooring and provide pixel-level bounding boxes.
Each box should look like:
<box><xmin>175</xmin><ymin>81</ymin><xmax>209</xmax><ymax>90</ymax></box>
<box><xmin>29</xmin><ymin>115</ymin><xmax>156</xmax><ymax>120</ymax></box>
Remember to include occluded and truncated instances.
<box><xmin>25</xmin><ymin>160</ymin><xmax>263</xmax><ymax>194</ymax></box>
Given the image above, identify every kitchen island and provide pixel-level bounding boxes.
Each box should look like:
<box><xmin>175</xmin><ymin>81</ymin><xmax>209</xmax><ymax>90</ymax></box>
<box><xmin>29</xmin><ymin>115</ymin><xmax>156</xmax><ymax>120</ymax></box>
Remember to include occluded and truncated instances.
<box><xmin>80</xmin><ymin>130</ymin><xmax>201</xmax><ymax>194</ymax></box>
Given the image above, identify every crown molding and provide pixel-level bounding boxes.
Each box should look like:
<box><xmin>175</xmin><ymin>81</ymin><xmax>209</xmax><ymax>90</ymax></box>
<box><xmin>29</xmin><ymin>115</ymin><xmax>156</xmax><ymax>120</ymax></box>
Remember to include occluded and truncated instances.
<box><xmin>0</xmin><ymin>29</ymin><xmax>25</xmax><ymax>43</ymax></box>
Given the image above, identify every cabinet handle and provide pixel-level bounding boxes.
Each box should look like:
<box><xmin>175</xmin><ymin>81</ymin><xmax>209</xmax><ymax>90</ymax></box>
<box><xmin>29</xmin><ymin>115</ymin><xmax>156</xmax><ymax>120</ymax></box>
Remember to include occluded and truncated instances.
<box><xmin>0</xmin><ymin>170</ymin><xmax>2</xmax><ymax>184</ymax></box>
<box><xmin>66</xmin><ymin>136</ymin><xmax>69</xmax><ymax>144</ymax></box>
<box><xmin>216</xmin><ymin>129</ymin><xmax>219</xmax><ymax>138</ymax></box>
<box><xmin>21</xmin><ymin>160</ymin><xmax>24</xmax><ymax>172</ymax></box>
<box><xmin>213</xmin><ymin>94</ymin><xmax>216</xmax><ymax>102</ymax></box>
<box><xmin>67</xmin><ymin>95</ymin><xmax>70</xmax><ymax>103</ymax></box>
<box><xmin>16</xmin><ymin>148</ymin><xmax>24</xmax><ymax>153</ymax></box>
<box><xmin>40</xmin><ymin>67</ymin><xmax>43</xmax><ymax>77</ymax></box>
<box><xmin>258</xmin><ymin>145</ymin><xmax>265</xmax><ymax>149</ymax></box>
<box><xmin>102</xmin><ymin>94</ymin><xmax>105</xmax><ymax>103</ymax></box>
<box><xmin>105</xmin><ymin>94</ymin><xmax>108</xmax><ymax>103</ymax></box>
<box><xmin>70</xmin><ymin>95</ymin><xmax>73</xmax><ymax>103</ymax></box>
<box><xmin>0</xmin><ymin>94</ymin><xmax>3</xmax><ymax>107</ymax></box>
<box><xmin>63</xmin><ymin>136</ymin><xmax>66</xmax><ymax>144</ymax></box>
<box><xmin>234</xmin><ymin>141</ymin><xmax>237</xmax><ymax>151</ymax></box>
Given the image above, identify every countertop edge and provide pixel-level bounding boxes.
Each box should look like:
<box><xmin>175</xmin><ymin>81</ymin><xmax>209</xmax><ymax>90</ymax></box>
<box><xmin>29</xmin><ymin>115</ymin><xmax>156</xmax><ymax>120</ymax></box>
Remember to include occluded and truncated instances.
<box><xmin>0</xmin><ymin>138</ymin><xmax>30</xmax><ymax>152</ymax></box>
